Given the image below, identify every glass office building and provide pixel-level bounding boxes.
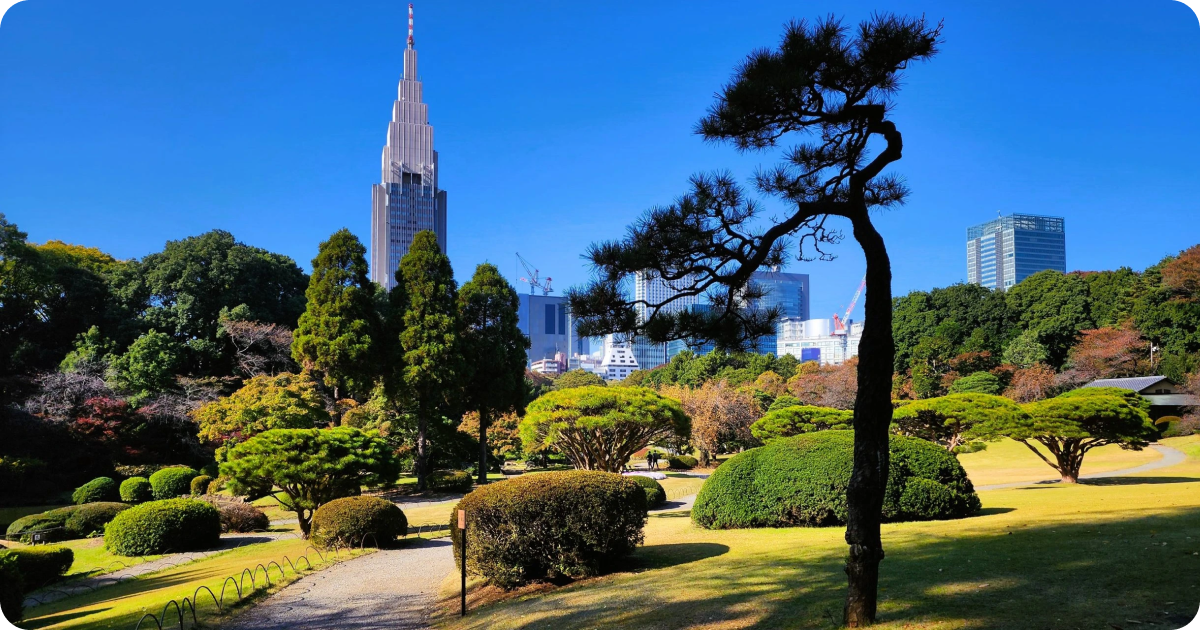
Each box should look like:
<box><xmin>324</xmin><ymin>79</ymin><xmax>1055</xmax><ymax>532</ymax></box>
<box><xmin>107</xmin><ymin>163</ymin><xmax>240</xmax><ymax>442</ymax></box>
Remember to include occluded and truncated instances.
<box><xmin>518</xmin><ymin>294</ymin><xmax>572</xmax><ymax>366</ymax></box>
<box><xmin>749</xmin><ymin>271</ymin><xmax>811</xmax><ymax>355</ymax></box>
<box><xmin>966</xmin><ymin>214</ymin><xmax>1065</xmax><ymax>291</ymax></box>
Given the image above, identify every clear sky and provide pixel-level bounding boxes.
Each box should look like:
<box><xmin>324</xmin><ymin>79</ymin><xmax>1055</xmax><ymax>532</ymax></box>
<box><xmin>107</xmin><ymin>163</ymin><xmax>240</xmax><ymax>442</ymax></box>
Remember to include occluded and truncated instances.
<box><xmin>1</xmin><ymin>1</ymin><xmax>1198</xmax><ymax>320</ymax></box>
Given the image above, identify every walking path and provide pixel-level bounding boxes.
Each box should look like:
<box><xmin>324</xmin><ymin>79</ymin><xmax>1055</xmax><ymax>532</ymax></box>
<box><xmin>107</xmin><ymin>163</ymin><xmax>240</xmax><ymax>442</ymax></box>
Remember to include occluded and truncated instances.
<box><xmin>975</xmin><ymin>444</ymin><xmax>1187</xmax><ymax>491</ymax></box>
<box><xmin>222</xmin><ymin>538</ymin><xmax>454</xmax><ymax>630</ymax></box>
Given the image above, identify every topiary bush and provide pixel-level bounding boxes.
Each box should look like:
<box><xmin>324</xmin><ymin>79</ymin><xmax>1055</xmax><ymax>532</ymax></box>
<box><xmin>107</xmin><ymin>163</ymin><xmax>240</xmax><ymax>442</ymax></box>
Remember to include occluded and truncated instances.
<box><xmin>216</xmin><ymin>503</ymin><xmax>270</xmax><ymax>533</ymax></box>
<box><xmin>149</xmin><ymin>467</ymin><xmax>200</xmax><ymax>500</ymax></box>
<box><xmin>207</xmin><ymin>477</ymin><xmax>227</xmax><ymax>495</ymax></box>
<box><xmin>72</xmin><ymin>477</ymin><xmax>118</xmax><ymax>505</ymax></box>
<box><xmin>310</xmin><ymin>496</ymin><xmax>407</xmax><ymax>549</ymax></box>
<box><xmin>625</xmin><ymin>475</ymin><xmax>666</xmax><ymax>508</ymax></box>
<box><xmin>692</xmin><ymin>431</ymin><xmax>980</xmax><ymax>529</ymax></box>
<box><xmin>666</xmin><ymin>455</ymin><xmax>697</xmax><ymax>470</ymax></box>
<box><xmin>0</xmin><ymin>546</ymin><xmax>74</xmax><ymax>591</ymax></box>
<box><xmin>65</xmin><ymin>502</ymin><xmax>129</xmax><ymax>538</ymax></box>
<box><xmin>451</xmin><ymin>470</ymin><xmax>647</xmax><ymax>589</ymax></box>
<box><xmin>120</xmin><ymin>477</ymin><xmax>153</xmax><ymax>503</ymax></box>
<box><xmin>427</xmin><ymin>469</ymin><xmax>473</xmax><ymax>492</ymax></box>
<box><xmin>5</xmin><ymin>507</ymin><xmax>79</xmax><ymax>543</ymax></box>
<box><xmin>0</xmin><ymin>553</ymin><xmax>22</xmax><ymax>623</ymax></box>
<box><xmin>104</xmin><ymin>498</ymin><xmax>221</xmax><ymax>556</ymax></box>
<box><xmin>190</xmin><ymin>475</ymin><xmax>214</xmax><ymax>496</ymax></box>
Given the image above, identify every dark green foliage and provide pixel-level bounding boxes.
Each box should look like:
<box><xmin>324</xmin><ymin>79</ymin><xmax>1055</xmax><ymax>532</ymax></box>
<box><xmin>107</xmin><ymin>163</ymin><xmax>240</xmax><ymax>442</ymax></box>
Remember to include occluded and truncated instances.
<box><xmin>626</xmin><ymin>475</ymin><xmax>666</xmax><ymax>508</ymax></box>
<box><xmin>65</xmin><ymin>502</ymin><xmax>129</xmax><ymax>537</ymax></box>
<box><xmin>641</xmin><ymin>350</ymin><xmax>802</xmax><ymax>389</ymax></box>
<box><xmin>1084</xmin><ymin>268</ymin><xmax>1140</xmax><ymax>328</ymax></box>
<box><xmin>0</xmin><ymin>546</ymin><xmax>74</xmax><ymax>590</ymax></box>
<box><xmin>0</xmin><ymin>457</ymin><xmax>47</xmax><ymax>501</ymax></box>
<box><xmin>190</xmin><ymin>475</ymin><xmax>213</xmax><ymax>496</ymax></box>
<box><xmin>948</xmin><ymin>371</ymin><xmax>1002</xmax><ymax>395</ymax></box>
<box><xmin>119</xmin><ymin>477</ymin><xmax>153</xmax><ymax>503</ymax></box>
<box><xmin>109</xmin><ymin>330</ymin><xmax>184</xmax><ymax>399</ymax></box>
<box><xmin>215</xmin><ymin>503</ymin><xmax>270</xmax><ymax>533</ymax></box>
<box><xmin>72</xmin><ymin>477</ymin><xmax>118</xmax><ymax>505</ymax></box>
<box><xmin>891</xmin><ymin>283</ymin><xmax>1012</xmax><ymax>373</ymax></box>
<box><xmin>291</xmin><ymin>229</ymin><xmax>379</xmax><ymax>400</ymax></box>
<box><xmin>149</xmin><ymin>467</ymin><xmax>200</xmax><ymax>500</ymax></box>
<box><xmin>553</xmin><ymin>369</ymin><xmax>606</xmax><ymax>390</ymax></box>
<box><xmin>750</xmin><ymin>406</ymin><xmax>853</xmax><ymax>442</ymax></box>
<box><xmin>450</xmin><ymin>471</ymin><xmax>647</xmax><ymax>589</ymax></box>
<box><xmin>5</xmin><ymin>507</ymin><xmax>79</xmax><ymax>543</ymax></box>
<box><xmin>766</xmin><ymin>394</ymin><xmax>802</xmax><ymax>412</ymax></box>
<box><xmin>1005</xmin><ymin>271</ymin><xmax>1093</xmax><ymax>367</ymax></box>
<box><xmin>427</xmin><ymin>469</ymin><xmax>473</xmax><ymax>492</ymax></box>
<box><xmin>666</xmin><ymin>455</ymin><xmax>698</xmax><ymax>470</ymax></box>
<box><xmin>0</xmin><ymin>553</ymin><xmax>22</xmax><ymax>623</ymax></box>
<box><xmin>692</xmin><ymin>432</ymin><xmax>980</xmax><ymax>529</ymax></box>
<box><xmin>310</xmin><ymin>496</ymin><xmax>407</xmax><ymax>549</ymax></box>
<box><xmin>103</xmin><ymin>498</ymin><xmax>221</xmax><ymax>556</ymax></box>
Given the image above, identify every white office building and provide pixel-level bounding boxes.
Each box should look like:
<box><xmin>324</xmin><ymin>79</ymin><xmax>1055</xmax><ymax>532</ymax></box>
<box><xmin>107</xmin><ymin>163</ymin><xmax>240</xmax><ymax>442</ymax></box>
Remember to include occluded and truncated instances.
<box><xmin>600</xmin><ymin>335</ymin><xmax>640</xmax><ymax>381</ymax></box>
<box><xmin>777</xmin><ymin>318</ymin><xmax>863</xmax><ymax>366</ymax></box>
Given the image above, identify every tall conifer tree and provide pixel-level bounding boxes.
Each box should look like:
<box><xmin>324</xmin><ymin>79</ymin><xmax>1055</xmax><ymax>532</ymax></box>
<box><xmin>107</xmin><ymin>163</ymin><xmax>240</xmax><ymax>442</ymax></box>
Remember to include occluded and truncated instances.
<box><xmin>291</xmin><ymin>229</ymin><xmax>378</xmax><ymax>402</ymax></box>
<box><xmin>458</xmin><ymin>263</ymin><xmax>529</xmax><ymax>484</ymax></box>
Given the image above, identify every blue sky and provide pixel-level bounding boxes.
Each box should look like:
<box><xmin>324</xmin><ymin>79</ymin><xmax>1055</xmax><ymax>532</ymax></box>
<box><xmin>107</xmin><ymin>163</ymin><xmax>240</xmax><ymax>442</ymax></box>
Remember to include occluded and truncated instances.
<box><xmin>1</xmin><ymin>0</ymin><xmax>1197</xmax><ymax>320</ymax></box>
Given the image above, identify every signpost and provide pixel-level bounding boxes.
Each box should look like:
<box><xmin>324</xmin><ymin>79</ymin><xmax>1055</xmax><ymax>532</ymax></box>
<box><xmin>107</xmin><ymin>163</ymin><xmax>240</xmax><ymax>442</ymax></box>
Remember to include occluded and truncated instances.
<box><xmin>458</xmin><ymin>509</ymin><xmax>467</xmax><ymax>616</ymax></box>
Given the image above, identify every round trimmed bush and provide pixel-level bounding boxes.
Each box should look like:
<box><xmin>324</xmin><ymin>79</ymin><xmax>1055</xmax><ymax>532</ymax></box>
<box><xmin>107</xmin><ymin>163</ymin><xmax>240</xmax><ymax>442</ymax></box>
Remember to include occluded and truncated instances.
<box><xmin>120</xmin><ymin>477</ymin><xmax>153</xmax><ymax>503</ymax></box>
<box><xmin>0</xmin><ymin>546</ymin><xmax>73</xmax><ymax>590</ymax></box>
<box><xmin>65</xmin><ymin>502</ymin><xmax>129</xmax><ymax>538</ymax></box>
<box><xmin>104</xmin><ymin>498</ymin><xmax>221</xmax><ymax>556</ymax></box>
<box><xmin>149</xmin><ymin>467</ymin><xmax>200</xmax><ymax>500</ymax></box>
<box><xmin>190</xmin><ymin>475</ymin><xmax>213</xmax><ymax>496</ymax></box>
<box><xmin>428</xmin><ymin>470</ymin><xmax>473</xmax><ymax>492</ymax></box>
<box><xmin>692</xmin><ymin>431</ymin><xmax>980</xmax><ymax>529</ymax></box>
<box><xmin>207</xmin><ymin>477</ymin><xmax>226</xmax><ymax>495</ymax></box>
<box><xmin>626</xmin><ymin>475</ymin><xmax>666</xmax><ymax>508</ymax></box>
<box><xmin>5</xmin><ymin>507</ymin><xmax>80</xmax><ymax>543</ymax></box>
<box><xmin>216</xmin><ymin>503</ymin><xmax>270</xmax><ymax>533</ymax></box>
<box><xmin>0</xmin><ymin>554</ymin><xmax>22</xmax><ymax>623</ymax></box>
<box><xmin>72</xmin><ymin>477</ymin><xmax>118</xmax><ymax>505</ymax></box>
<box><xmin>666</xmin><ymin>455</ymin><xmax>697</xmax><ymax>470</ymax></box>
<box><xmin>451</xmin><ymin>470</ymin><xmax>647</xmax><ymax>589</ymax></box>
<box><xmin>310</xmin><ymin>496</ymin><xmax>407</xmax><ymax>549</ymax></box>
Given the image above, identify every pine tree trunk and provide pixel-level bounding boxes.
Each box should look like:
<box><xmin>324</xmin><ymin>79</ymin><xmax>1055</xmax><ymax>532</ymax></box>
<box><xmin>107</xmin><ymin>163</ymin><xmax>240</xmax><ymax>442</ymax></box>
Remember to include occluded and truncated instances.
<box><xmin>478</xmin><ymin>408</ymin><xmax>489</xmax><ymax>486</ymax></box>
<box><xmin>843</xmin><ymin>214</ymin><xmax>895</xmax><ymax>627</ymax></box>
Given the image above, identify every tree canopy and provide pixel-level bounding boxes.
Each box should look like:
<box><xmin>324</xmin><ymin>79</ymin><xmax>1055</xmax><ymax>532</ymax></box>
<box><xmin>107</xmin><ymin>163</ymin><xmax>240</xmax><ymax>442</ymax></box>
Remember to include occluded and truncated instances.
<box><xmin>553</xmin><ymin>369</ymin><xmax>606</xmax><ymax>390</ymax></box>
<box><xmin>750</xmin><ymin>405</ymin><xmax>852</xmax><ymax>442</ymax></box>
<box><xmin>192</xmin><ymin>372</ymin><xmax>330</xmax><ymax>447</ymax></box>
<box><xmin>892</xmin><ymin>393</ymin><xmax>1026</xmax><ymax>452</ymax></box>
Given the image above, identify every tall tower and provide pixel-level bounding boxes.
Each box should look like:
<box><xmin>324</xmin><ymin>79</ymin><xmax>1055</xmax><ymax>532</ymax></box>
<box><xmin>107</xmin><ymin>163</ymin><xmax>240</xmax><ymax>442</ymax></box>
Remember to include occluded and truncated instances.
<box><xmin>966</xmin><ymin>213</ymin><xmax>1065</xmax><ymax>291</ymax></box>
<box><xmin>370</xmin><ymin>3</ymin><xmax>448</xmax><ymax>289</ymax></box>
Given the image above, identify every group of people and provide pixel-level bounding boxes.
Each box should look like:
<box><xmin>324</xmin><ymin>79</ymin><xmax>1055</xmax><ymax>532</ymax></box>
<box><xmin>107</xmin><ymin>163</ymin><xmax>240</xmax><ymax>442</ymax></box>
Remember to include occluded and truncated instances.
<box><xmin>646</xmin><ymin>450</ymin><xmax>662</xmax><ymax>470</ymax></box>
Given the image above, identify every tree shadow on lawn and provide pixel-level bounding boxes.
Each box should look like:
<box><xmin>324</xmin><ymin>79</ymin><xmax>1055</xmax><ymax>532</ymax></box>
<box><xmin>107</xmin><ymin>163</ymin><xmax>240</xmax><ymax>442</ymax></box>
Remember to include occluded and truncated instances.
<box><xmin>1078</xmin><ymin>476</ymin><xmax>1198</xmax><ymax>486</ymax></box>
<box><xmin>628</xmin><ymin>542</ymin><xmax>730</xmax><ymax>571</ymax></box>
<box><xmin>465</xmin><ymin>507</ymin><xmax>1200</xmax><ymax>630</ymax></box>
<box><xmin>18</xmin><ymin>606</ymin><xmax>113</xmax><ymax>628</ymax></box>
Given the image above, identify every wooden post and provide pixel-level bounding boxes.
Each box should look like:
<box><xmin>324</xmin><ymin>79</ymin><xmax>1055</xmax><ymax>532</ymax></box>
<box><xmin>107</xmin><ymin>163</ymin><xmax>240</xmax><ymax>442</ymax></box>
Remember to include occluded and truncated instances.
<box><xmin>458</xmin><ymin>509</ymin><xmax>467</xmax><ymax>616</ymax></box>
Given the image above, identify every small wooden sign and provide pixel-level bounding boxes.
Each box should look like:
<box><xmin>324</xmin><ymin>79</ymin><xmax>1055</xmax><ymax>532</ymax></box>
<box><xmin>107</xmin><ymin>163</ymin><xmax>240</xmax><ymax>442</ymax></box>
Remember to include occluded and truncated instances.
<box><xmin>458</xmin><ymin>509</ymin><xmax>465</xmax><ymax>529</ymax></box>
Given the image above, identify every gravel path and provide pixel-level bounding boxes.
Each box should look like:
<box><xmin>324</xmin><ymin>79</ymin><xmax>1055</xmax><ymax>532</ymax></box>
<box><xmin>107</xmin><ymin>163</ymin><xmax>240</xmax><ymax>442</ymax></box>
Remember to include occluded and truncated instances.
<box><xmin>975</xmin><ymin>444</ymin><xmax>1187</xmax><ymax>491</ymax></box>
<box><xmin>222</xmin><ymin>537</ymin><xmax>454</xmax><ymax>630</ymax></box>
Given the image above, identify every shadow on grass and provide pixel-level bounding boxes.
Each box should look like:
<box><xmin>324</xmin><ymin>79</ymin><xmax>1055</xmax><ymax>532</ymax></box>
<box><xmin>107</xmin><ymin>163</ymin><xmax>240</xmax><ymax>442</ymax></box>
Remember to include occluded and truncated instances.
<box><xmin>969</xmin><ymin>507</ymin><xmax>1016</xmax><ymax>517</ymax></box>
<box><xmin>630</xmin><ymin>543</ymin><xmax>730</xmax><ymax>571</ymax></box>
<box><xmin>1079</xmin><ymin>476</ymin><xmax>1198</xmax><ymax>486</ymax></box>
<box><xmin>19</xmin><ymin>606</ymin><xmax>112</xmax><ymax>627</ymax></box>
<box><xmin>649</xmin><ymin>511</ymin><xmax>692</xmax><ymax>520</ymax></box>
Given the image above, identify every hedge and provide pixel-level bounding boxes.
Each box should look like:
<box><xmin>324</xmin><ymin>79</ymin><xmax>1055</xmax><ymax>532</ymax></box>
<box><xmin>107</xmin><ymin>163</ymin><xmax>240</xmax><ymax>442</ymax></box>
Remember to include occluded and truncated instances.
<box><xmin>0</xmin><ymin>554</ymin><xmax>21</xmax><ymax>623</ymax></box>
<box><xmin>428</xmin><ymin>470</ymin><xmax>473</xmax><ymax>492</ymax></box>
<box><xmin>692</xmin><ymin>431</ymin><xmax>980</xmax><ymax>529</ymax></box>
<box><xmin>310</xmin><ymin>497</ymin><xmax>407</xmax><ymax>549</ymax></box>
<box><xmin>72</xmin><ymin>477</ymin><xmax>118</xmax><ymax>505</ymax></box>
<box><xmin>451</xmin><ymin>470</ymin><xmax>647</xmax><ymax>589</ymax></box>
<box><xmin>0</xmin><ymin>546</ymin><xmax>73</xmax><ymax>591</ymax></box>
<box><xmin>120</xmin><ymin>477</ymin><xmax>153</xmax><ymax>503</ymax></box>
<box><xmin>190</xmin><ymin>475</ymin><xmax>214</xmax><ymax>496</ymax></box>
<box><xmin>5</xmin><ymin>507</ymin><xmax>79</xmax><ymax>543</ymax></box>
<box><xmin>65</xmin><ymin>502</ymin><xmax>129</xmax><ymax>538</ymax></box>
<box><xmin>104</xmin><ymin>499</ymin><xmax>221</xmax><ymax>556</ymax></box>
<box><xmin>149</xmin><ymin>467</ymin><xmax>200</xmax><ymax>500</ymax></box>
<box><xmin>216</xmin><ymin>503</ymin><xmax>270</xmax><ymax>533</ymax></box>
<box><xmin>626</xmin><ymin>475</ymin><xmax>666</xmax><ymax>508</ymax></box>
<box><xmin>667</xmin><ymin>455</ymin><xmax>697</xmax><ymax>470</ymax></box>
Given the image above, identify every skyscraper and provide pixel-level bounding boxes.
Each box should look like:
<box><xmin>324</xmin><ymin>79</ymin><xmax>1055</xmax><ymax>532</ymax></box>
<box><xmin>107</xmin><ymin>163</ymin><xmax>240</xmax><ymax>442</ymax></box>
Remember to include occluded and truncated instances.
<box><xmin>518</xmin><ymin>293</ymin><xmax>572</xmax><ymax>366</ymax></box>
<box><xmin>633</xmin><ymin>270</ymin><xmax>699</xmax><ymax>370</ymax></box>
<box><xmin>749</xmin><ymin>270</ymin><xmax>810</xmax><ymax>355</ymax></box>
<box><xmin>966</xmin><ymin>214</ymin><xmax>1066</xmax><ymax>291</ymax></box>
<box><xmin>370</xmin><ymin>4</ymin><xmax>448</xmax><ymax>290</ymax></box>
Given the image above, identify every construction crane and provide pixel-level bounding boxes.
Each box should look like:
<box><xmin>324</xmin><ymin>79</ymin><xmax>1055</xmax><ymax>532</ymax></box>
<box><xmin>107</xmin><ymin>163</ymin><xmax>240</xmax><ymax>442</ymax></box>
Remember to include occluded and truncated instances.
<box><xmin>832</xmin><ymin>275</ymin><xmax>866</xmax><ymax>335</ymax></box>
<box><xmin>515</xmin><ymin>252</ymin><xmax>553</xmax><ymax>295</ymax></box>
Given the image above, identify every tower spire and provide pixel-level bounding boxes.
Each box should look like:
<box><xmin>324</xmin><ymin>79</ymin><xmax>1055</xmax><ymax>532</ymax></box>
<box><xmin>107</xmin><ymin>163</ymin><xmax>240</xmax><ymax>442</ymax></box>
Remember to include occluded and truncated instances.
<box><xmin>407</xmin><ymin>3</ymin><xmax>414</xmax><ymax>49</ymax></box>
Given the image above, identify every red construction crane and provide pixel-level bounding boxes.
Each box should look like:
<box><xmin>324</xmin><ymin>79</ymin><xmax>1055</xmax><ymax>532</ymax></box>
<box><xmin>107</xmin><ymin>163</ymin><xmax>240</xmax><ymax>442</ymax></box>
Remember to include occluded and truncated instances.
<box><xmin>832</xmin><ymin>275</ymin><xmax>866</xmax><ymax>335</ymax></box>
<box><xmin>516</xmin><ymin>252</ymin><xmax>553</xmax><ymax>295</ymax></box>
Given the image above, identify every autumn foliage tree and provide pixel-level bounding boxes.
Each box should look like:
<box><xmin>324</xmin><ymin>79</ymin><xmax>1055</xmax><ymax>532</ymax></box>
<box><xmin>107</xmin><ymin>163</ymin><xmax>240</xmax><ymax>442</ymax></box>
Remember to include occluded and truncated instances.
<box><xmin>1059</xmin><ymin>327</ymin><xmax>1147</xmax><ymax>386</ymax></box>
<box><xmin>192</xmin><ymin>372</ymin><xmax>330</xmax><ymax>447</ymax></box>
<box><xmin>786</xmin><ymin>358</ymin><xmax>858</xmax><ymax>409</ymax></box>
<box><xmin>659</xmin><ymin>382</ymin><xmax>757</xmax><ymax>466</ymax></box>
<box><xmin>1003</xmin><ymin>363</ymin><xmax>1058</xmax><ymax>403</ymax></box>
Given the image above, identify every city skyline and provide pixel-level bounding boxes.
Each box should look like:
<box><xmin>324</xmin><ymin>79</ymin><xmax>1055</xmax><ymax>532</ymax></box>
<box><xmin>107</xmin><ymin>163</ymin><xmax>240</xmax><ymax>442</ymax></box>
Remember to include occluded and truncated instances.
<box><xmin>1</xmin><ymin>1</ymin><xmax>1198</xmax><ymax>320</ymax></box>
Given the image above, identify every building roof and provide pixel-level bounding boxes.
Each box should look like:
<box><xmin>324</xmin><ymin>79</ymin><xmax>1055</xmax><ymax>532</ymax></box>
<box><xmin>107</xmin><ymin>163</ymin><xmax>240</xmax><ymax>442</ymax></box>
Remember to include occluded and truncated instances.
<box><xmin>1081</xmin><ymin>376</ymin><xmax>1171</xmax><ymax>393</ymax></box>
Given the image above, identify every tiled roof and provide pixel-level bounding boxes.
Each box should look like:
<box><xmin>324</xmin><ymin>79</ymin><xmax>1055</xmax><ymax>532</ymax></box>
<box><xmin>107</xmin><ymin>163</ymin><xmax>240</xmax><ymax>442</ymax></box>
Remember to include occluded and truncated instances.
<box><xmin>1082</xmin><ymin>376</ymin><xmax>1171</xmax><ymax>392</ymax></box>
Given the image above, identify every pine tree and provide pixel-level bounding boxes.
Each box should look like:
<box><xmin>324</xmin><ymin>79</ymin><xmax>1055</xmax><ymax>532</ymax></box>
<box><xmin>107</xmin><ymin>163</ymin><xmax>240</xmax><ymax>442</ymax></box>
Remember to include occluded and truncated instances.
<box><xmin>394</xmin><ymin>231</ymin><xmax>462</xmax><ymax>490</ymax></box>
<box><xmin>291</xmin><ymin>229</ymin><xmax>378</xmax><ymax>402</ymax></box>
<box><xmin>458</xmin><ymin>263</ymin><xmax>529</xmax><ymax>484</ymax></box>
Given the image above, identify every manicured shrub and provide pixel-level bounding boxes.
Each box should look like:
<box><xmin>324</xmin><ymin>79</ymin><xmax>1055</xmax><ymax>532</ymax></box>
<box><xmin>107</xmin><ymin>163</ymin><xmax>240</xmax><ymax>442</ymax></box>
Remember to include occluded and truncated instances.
<box><xmin>216</xmin><ymin>503</ymin><xmax>270</xmax><ymax>533</ymax></box>
<box><xmin>666</xmin><ymin>455</ymin><xmax>697</xmax><ymax>470</ymax></box>
<box><xmin>5</xmin><ymin>507</ymin><xmax>79</xmax><ymax>543</ymax></box>
<box><xmin>190</xmin><ymin>475</ymin><xmax>214</xmax><ymax>496</ymax></box>
<box><xmin>692</xmin><ymin>431</ymin><xmax>980</xmax><ymax>529</ymax></box>
<box><xmin>0</xmin><ymin>546</ymin><xmax>73</xmax><ymax>590</ymax></box>
<box><xmin>149</xmin><ymin>467</ymin><xmax>200</xmax><ymax>500</ymax></box>
<box><xmin>104</xmin><ymin>499</ymin><xmax>221</xmax><ymax>556</ymax></box>
<box><xmin>310</xmin><ymin>496</ymin><xmax>407</xmax><ymax>549</ymax></box>
<box><xmin>120</xmin><ymin>477</ymin><xmax>153</xmax><ymax>503</ymax></box>
<box><xmin>427</xmin><ymin>469</ymin><xmax>473</xmax><ymax>492</ymax></box>
<box><xmin>0</xmin><ymin>554</ymin><xmax>22</xmax><ymax>623</ymax></box>
<box><xmin>65</xmin><ymin>502</ymin><xmax>129</xmax><ymax>538</ymax></box>
<box><xmin>207</xmin><ymin>477</ymin><xmax>227</xmax><ymax>495</ymax></box>
<box><xmin>451</xmin><ymin>470</ymin><xmax>647</xmax><ymax>589</ymax></box>
<box><xmin>72</xmin><ymin>477</ymin><xmax>118</xmax><ymax>505</ymax></box>
<box><xmin>626</xmin><ymin>475</ymin><xmax>666</xmax><ymax>508</ymax></box>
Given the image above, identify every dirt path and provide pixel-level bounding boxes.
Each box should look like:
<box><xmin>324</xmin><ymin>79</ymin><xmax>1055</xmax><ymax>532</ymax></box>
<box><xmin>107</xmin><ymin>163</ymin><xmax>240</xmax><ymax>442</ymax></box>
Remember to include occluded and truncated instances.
<box><xmin>975</xmin><ymin>444</ymin><xmax>1187</xmax><ymax>491</ymax></box>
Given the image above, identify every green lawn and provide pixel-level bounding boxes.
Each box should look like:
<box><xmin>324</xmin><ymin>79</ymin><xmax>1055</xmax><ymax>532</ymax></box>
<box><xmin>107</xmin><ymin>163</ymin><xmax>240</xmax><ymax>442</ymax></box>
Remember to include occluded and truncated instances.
<box><xmin>432</xmin><ymin>437</ymin><xmax>1200</xmax><ymax>630</ymax></box>
<box><xmin>55</xmin><ymin>538</ymin><xmax>164</xmax><ymax>578</ymax></box>
<box><xmin>957</xmin><ymin>438</ymin><xmax>1161</xmax><ymax>486</ymax></box>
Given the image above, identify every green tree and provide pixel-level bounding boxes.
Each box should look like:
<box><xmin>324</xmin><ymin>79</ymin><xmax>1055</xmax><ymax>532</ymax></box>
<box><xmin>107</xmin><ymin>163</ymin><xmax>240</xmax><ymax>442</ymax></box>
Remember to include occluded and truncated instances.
<box><xmin>750</xmin><ymin>405</ymin><xmax>852</xmax><ymax>442</ymax></box>
<box><xmin>909</xmin><ymin>335</ymin><xmax>955</xmax><ymax>399</ymax></box>
<box><xmin>192</xmin><ymin>372</ymin><xmax>330</xmax><ymax>446</ymax></box>
<box><xmin>554</xmin><ymin>369</ymin><xmax>607</xmax><ymax>390</ymax></box>
<box><xmin>1005</xmin><ymin>270</ymin><xmax>1093</xmax><ymax>367</ymax></box>
<box><xmin>458</xmin><ymin>263</ymin><xmax>530</xmax><ymax>484</ymax></box>
<box><xmin>1003</xmin><ymin>331</ymin><xmax>1049</xmax><ymax>368</ymax></box>
<box><xmin>392</xmin><ymin>231</ymin><xmax>463</xmax><ymax>491</ymax></box>
<box><xmin>291</xmin><ymin>229</ymin><xmax>379</xmax><ymax>401</ymax></box>
<box><xmin>109</xmin><ymin>330</ymin><xmax>184</xmax><ymax>401</ymax></box>
<box><xmin>892</xmin><ymin>393</ymin><xmax>1025</xmax><ymax>452</ymax></box>
<box><xmin>220</xmin><ymin>427</ymin><xmax>400</xmax><ymax>536</ymax></box>
<box><xmin>521</xmin><ymin>386</ymin><xmax>690</xmax><ymax>472</ymax></box>
<box><xmin>947</xmin><ymin>371</ymin><xmax>1002</xmax><ymax>395</ymax></box>
<box><xmin>59</xmin><ymin>325</ymin><xmax>117</xmax><ymax>373</ymax></box>
<box><xmin>1083</xmin><ymin>268</ymin><xmax>1140</xmax><ymax>328</ymax></box>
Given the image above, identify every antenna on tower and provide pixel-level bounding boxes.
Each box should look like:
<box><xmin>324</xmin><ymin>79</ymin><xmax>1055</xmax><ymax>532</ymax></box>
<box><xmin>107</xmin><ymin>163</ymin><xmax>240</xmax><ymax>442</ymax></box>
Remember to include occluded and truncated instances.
<box><xmin>407</xmin><ymin>3</ymin><xmax>414</xmax><ymax>48</ymax></box>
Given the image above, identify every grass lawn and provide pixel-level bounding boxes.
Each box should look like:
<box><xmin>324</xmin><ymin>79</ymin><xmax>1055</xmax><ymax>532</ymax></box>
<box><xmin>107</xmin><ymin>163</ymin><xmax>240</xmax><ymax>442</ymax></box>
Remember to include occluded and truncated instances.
<box><xmin>658</xmin><ymin>475</ymin><xmax>704</xmax><ymax>502</ymax></box>
<box><xmin>19</xmin><ymin>536</ymin><xmax>364</xmax><ymax>630</ymax></box>
<box><xmin>53</xmin><ymin>538</ymin><xmax>164</xmax><ymax>578</ymax></box>
<box><xmin>432</xmin><ymin>437</ymin><xmax>1200</xmax><ymax>630</ymax></box>
<box><xmin>956</xmin><ymin>437</ymin><xmax>1161</xmax><ymax>486</ymax></box>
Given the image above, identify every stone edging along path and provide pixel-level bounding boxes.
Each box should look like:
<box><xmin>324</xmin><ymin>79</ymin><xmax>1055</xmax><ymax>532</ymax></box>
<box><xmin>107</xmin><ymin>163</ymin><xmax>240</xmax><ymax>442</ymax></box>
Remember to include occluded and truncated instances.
<box><xmin>974</xmin><ymin>443</ymin><xmax>1187</xmax><ymax>491</ymax></box>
